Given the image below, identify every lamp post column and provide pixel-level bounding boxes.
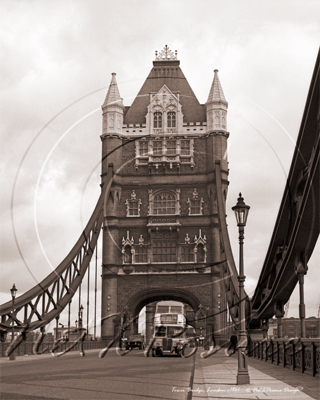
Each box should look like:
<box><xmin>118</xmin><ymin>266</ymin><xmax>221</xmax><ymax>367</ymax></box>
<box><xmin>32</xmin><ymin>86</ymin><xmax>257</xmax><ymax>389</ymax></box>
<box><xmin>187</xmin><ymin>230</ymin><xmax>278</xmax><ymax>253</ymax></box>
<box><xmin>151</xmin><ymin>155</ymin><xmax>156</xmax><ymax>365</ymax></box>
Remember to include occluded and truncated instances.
<box><xmin>9</xmin><ymin>301</ymin><xmax>15</xmax><ymax>361</ymax></box>
<box><xmin>232</xmin><ymin>193</ymin><xmax>250</xmax><ymax>385</ymax></box>
<box><xmin>9</xmin><ymin>284</ymin><xmax>17</xmax><ymax>361</ymax></box>
<box><xmin>237</xmin><ymin>225</ymin><xmax>250</xmax><ymax>384</ymax></box>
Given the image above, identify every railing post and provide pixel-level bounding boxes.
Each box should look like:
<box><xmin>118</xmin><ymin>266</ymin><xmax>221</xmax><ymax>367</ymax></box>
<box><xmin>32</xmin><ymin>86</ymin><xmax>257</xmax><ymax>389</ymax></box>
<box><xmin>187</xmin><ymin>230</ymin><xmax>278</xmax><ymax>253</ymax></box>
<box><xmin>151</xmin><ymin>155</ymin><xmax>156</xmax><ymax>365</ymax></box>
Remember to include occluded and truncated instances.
<box><xmin>283</xmin><ymin>341</ymin><xmax>286</xmax><ymax>368</ymax></box>
<box><xmin>311</xmin><ymin>342</ymin><xmax>315</xmax><ymax>377</ymax></box>
<box><xmin>292</xmin><ymin>342</ymin><xmax>295</xmax><ymax>371</ymax></box>
<box><xmin>301</xmin><ymin>342</ymin><xmax>305</xmax><ymax>374</ymax></box>
<box><xmin>265</xmin><ymin>342</ymin><xmax>268</xmax><ymax>362</ymax></box>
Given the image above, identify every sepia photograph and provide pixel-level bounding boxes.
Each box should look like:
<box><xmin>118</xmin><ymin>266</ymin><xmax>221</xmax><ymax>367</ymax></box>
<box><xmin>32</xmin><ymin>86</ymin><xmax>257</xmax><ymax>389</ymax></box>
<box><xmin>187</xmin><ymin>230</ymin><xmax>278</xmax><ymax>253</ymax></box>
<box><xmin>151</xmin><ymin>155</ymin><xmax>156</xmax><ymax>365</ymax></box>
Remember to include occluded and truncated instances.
<box><xmin>0</xmin><ymin>1</ymin><xmax>319</xmax><ymax>399</ymax></box>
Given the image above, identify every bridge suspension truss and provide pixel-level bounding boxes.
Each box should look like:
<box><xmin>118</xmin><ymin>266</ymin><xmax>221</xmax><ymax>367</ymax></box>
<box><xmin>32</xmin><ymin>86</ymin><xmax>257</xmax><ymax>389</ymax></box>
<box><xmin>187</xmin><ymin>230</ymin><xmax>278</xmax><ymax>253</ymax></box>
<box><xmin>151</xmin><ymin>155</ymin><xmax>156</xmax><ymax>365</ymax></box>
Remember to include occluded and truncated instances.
<box><xmin>0</xmin><ymin>137</ymin><xmax>244</xmax><ymax>359</ymax></box>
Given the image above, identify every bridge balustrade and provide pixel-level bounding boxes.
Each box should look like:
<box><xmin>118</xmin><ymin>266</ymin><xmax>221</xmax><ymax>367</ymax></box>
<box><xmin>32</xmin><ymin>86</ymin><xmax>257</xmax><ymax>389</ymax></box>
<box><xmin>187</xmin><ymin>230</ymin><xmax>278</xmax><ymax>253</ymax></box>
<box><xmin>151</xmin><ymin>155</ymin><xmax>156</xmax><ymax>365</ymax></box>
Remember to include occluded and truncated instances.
<box><xmin>249</xmin><ymin>339</ymin><xmax>320</xmax><ymax>377</ymax></box>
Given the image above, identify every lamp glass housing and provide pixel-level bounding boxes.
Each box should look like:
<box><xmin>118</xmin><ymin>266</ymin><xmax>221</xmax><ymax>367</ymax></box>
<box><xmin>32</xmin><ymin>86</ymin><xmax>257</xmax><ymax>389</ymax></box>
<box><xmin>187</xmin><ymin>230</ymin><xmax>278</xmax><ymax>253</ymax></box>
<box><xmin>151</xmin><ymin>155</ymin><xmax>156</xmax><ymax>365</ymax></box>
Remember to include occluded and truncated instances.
<box><xmin>232</xmin><ymin>193</ymin><xmax>250</xmax><ymax>227</ymax></box>
<box><xmin>10</xmin><ymin>284</ymin><xmax>17</xmax><ymax>299</ymax></box>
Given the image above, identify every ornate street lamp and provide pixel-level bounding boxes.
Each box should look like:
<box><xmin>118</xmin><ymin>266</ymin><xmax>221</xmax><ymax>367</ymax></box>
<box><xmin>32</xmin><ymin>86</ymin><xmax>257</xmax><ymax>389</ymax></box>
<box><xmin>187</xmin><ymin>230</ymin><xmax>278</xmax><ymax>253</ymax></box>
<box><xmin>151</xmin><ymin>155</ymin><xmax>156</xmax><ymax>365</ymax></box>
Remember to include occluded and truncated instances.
<box><xmin>232</xmin><ymin>193</ymin><xmax>250</xmax><ymax>385</ymax></box>
<box><xmin>79</xmin><ymin>305</ymin><xmax>84</xmax><ymax>331</ymax></box>
<box><xmin>9</xmin><ymin>284</ymin><xmax>18</xmax><ymax>361</ymax></box>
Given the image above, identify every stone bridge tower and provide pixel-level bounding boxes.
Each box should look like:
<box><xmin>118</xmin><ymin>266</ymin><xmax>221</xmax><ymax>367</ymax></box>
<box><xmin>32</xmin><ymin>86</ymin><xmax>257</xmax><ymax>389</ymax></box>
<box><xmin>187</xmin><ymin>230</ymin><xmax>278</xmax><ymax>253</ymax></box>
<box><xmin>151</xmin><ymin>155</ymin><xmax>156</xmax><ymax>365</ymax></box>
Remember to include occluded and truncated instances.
<box><xmin>100</xmin><ymin>46</ymin><xmax>230</xmax><ymax>345</ymax></box>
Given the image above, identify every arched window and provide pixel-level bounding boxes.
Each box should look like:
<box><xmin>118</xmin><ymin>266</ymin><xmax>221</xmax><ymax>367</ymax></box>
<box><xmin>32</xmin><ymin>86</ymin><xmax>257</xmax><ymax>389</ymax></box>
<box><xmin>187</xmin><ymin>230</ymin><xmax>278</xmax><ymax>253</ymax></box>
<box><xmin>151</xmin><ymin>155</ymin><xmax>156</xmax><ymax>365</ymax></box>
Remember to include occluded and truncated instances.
<box><xmin>124</xmin><ymin>245</ymin><xmax>132</xmax><ymax>263</ymax></box>
<box><xmin>167</xmin><ymin>111</ymin><xmax>176</xmax><ymax>128</ymax></box>
<box><xmin>154</xmin><ymin>112</ymin><xmax>162</xmax><ymax>128</ymax></box>
<box><xmin>153</xmin><ymin>192</ymin><xmax>176</xmax><ymax>214</ymax></box>
<box><xmin>197</xmin><ymin>244</ymin><xmax>205</xmax><ymax>263</ymax></box>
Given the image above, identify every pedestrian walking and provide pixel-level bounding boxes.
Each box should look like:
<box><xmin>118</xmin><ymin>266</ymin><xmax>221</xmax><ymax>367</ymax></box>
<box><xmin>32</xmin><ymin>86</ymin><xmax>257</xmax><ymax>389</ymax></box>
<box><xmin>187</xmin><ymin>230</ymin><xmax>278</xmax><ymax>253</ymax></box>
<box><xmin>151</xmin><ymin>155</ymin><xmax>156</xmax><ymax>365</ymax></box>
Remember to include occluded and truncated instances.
<box><xmin>225</xmin><ymin>331</ymin><xmax>237</xmax><ymax>356</ymax></box>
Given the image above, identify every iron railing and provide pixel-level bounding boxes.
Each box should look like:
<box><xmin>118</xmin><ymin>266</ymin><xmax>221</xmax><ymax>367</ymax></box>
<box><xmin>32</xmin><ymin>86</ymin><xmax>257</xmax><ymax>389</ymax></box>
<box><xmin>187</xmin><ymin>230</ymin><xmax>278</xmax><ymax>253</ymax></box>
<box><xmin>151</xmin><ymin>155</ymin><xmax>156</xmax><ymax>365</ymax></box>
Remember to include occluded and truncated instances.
<box><xmin>249</xmin><ymin>338</ymin><xmax>320</xmax><ymax>377</ymax></box>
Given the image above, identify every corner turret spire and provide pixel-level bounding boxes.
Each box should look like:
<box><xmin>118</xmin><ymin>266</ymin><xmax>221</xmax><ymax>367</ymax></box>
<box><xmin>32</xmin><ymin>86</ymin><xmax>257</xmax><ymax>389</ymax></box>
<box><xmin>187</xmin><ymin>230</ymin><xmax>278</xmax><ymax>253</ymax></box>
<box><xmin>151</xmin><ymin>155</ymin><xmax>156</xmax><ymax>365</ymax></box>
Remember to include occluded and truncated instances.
<box><xmin>206</xmin><ymin>69</ymin><xmax>228</xmax><ymax>133</ymax></box>
<box><xmin>101</xmin><ymin>73</ymin><xmax>124</xmax><ymax>136</ymax></box>
<box><xmin>103</xmin><ymin>73</ymin><xmax>123</xmax><ymax>108</ymax></box>
<box><xmin>207</xmin><ymin>69</ymin><xmax>228</xmax><ymax>106</ymax></box>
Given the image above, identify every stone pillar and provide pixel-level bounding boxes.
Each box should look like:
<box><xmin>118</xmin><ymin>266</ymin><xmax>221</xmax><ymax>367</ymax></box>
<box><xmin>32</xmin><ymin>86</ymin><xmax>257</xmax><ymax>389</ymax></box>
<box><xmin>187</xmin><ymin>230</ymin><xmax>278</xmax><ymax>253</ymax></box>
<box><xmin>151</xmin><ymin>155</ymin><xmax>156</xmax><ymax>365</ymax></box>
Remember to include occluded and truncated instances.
<box><xmin>295</xmin><ymin>255</ymin><xmax>308</xmax><ymax>338</ymax></box>
<box><xmin>274</xmin><ymin>301</ymin><xmax>285</xmax><ymax>338</ymax></box>
<box><xmin>145</xmin><ymin>302</ymin><xmax>157</xmax><ymax>344</ymax></box>
<box><xmin>261</xmin><ymin>319</ymin><xmax>269</xmax><ymax>339</ymax></box>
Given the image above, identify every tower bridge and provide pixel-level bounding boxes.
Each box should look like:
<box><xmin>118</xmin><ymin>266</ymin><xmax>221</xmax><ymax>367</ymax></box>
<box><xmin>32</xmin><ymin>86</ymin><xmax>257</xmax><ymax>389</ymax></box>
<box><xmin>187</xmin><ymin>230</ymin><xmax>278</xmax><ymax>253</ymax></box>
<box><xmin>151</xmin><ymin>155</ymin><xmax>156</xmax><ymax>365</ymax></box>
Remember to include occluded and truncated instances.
<box><xmin>0</xmin><ymin>47</ymin><xmax>319</xmax><ymax>376</ymax></box>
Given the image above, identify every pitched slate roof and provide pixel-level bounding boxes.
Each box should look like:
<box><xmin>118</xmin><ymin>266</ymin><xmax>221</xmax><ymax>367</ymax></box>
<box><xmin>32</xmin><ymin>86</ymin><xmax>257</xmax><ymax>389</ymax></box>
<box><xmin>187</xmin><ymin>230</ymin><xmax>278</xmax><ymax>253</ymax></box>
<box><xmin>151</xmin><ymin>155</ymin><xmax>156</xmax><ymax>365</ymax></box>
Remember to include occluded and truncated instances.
<box><xmin>124</xmin><ymin>60</ymin><xmax>206</xmax><ymax>125</ymax></box>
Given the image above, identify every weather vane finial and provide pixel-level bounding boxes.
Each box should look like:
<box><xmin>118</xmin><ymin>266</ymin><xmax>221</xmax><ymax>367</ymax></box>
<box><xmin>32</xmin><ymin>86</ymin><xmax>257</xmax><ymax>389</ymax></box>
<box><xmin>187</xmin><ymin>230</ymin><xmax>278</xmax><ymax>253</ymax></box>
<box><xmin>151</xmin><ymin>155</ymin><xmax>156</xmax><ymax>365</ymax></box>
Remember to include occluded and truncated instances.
<box><xmin>155</xmin><ymin>45</ymin><xmax>177</xmax><ymax>61</ymax></box>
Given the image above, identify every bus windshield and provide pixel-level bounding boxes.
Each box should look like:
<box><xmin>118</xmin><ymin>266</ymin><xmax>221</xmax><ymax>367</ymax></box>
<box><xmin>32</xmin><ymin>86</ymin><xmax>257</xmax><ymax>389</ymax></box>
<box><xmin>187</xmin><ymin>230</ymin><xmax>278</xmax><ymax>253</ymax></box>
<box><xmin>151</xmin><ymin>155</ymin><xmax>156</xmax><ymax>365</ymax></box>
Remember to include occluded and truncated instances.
<box><xmin>155</xmin><ymin>326</ymin><xmax>166</xmax><ymax>337</ymax></box>
<box><xmin>167</xmin><ymin>326</ymin><xmax>184</xmax><ymax>338</ymax></box>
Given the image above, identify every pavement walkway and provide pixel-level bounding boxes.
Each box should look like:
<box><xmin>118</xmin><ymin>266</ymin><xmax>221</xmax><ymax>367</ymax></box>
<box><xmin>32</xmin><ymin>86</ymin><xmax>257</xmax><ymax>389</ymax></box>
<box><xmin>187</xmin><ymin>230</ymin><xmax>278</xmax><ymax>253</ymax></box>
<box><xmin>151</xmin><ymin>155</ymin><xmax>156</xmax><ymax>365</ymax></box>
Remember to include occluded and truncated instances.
<box><xmin>192</xmin><ymin>349</ymin><xmax>319</xmax><ymax>400</ymax></box>
<box><xmin>1</xmin><ymin>348</ymin><xmax>319</xmax><ymax>399</ymax></box>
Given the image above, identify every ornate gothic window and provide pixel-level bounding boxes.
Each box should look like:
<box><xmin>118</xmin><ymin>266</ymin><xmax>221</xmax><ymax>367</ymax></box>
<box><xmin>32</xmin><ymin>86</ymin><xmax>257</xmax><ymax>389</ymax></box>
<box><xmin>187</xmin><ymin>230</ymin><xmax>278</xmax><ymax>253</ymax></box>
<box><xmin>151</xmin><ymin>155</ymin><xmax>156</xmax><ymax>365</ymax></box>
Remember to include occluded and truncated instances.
<box><xmin>167</xmin><ymin>111</ymin><xmax>176</xmax><ymax>128</ymax></box>
<box><xmin>194</xmin><ymin>230</ymin><xmax>207</xmax><ymax>263</ymax></box>
<box><xmin>122</xmin><ymin>231</ymin><xmax>134</xmax><ymax>264</ymax></box>
<box><xmin>124</xmin><ymin>246</ymin><xmax>132</xmax><ymax>263</ymax></box>
<box><xmin>196</xmin><ymin>244</ymin><xmax>205</xmax><ymax>263</ymax></box>
<box><xmin>154</xmin><ymin>112</ymin><xmax>162</xmax><ymax>128</ymax></box>
<box><xmin>139</xmin><ymin>141</ymin><xmax>148</xmax><ymax>156</ymax></box>
<box><xmin>187</xmin><ymin>189</ymin><xmax>204</xmax><ymax>215</ymax></box>
<box><xmin>149</xmin><ymin>189</ymin><xmax>180</xmax><ymax>215</ymax></box>
<box><xmin>152</xmin><ymin>241</ymin><xmax>176</xmax><ymax>262</ymax></box>
<box><xmin>180</xmin><ymin>140</ymin><xmax>190</xmax><ymax>155</ymax></box>
<box><xmin>152</xmin><ymin>141</ymin><xmax>162</xmax><ymax>155</ymax></box>
<box><xmin>154</xmin><ymin>192</ymin><xmax>176</xmax><ymax>215</ymax></box>
<box><xmin>125</xmin><ymin>191</ymin><xmax>142</xmax><ymax>217</ymax></box>
<box><xmin>166</xmin><ymin>140</ymin><xmax>176</xmax><ymax>155</ymax></box>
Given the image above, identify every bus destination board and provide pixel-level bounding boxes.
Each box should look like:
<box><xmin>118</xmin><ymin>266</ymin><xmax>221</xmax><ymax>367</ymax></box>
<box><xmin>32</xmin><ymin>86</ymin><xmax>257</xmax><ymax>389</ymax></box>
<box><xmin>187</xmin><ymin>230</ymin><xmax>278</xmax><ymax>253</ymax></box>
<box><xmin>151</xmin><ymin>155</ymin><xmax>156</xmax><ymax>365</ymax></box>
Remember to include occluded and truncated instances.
<box><xmin>160</xmin><ymin>314</ymin><xmax>178</xmax><ymax>324</ymax></box>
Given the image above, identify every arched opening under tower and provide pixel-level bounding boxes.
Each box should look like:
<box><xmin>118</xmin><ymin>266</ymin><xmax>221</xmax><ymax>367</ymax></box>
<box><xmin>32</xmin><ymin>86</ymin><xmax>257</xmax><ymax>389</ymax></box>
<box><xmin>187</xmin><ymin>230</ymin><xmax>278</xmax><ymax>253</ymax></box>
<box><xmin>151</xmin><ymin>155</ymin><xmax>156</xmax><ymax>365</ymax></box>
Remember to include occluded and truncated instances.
<box><xmin>113</xmin><ymin>288</ymin><xmax>215</xmax><ymax>349</ymax></box>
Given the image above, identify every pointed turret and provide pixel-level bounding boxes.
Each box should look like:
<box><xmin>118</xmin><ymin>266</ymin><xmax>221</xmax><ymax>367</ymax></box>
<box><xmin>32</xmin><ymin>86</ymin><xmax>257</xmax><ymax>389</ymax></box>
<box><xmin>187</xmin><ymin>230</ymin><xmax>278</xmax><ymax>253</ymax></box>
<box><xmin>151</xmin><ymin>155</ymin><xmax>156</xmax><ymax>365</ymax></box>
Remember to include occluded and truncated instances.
<box><xmin>103</xmin><ymin>73</ymin><xmax>123</xmax><ymax>108</ymax></box>
<box><xmin>102</xmin><ymin>73</ymin><xmax>124</xmax><ymax>136</ymax></box>
<box><xmin>207</xmin><ymin>69</ymin><xmax>228</xmax><ymax>106</ymax></box>
<box><xmin>206</xmin><ymin>69</ymin><xmax>228</xmax><ymax>132</ymax></box>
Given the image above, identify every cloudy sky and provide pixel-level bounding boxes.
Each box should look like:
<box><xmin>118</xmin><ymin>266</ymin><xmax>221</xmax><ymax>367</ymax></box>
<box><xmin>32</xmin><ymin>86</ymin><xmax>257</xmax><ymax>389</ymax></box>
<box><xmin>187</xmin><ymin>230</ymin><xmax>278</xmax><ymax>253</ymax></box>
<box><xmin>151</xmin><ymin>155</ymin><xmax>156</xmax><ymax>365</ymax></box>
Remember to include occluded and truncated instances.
<box><xmin>1</xmin><ymin>0</ymin><xmax>319</xmax><ymax>333</ymax></box>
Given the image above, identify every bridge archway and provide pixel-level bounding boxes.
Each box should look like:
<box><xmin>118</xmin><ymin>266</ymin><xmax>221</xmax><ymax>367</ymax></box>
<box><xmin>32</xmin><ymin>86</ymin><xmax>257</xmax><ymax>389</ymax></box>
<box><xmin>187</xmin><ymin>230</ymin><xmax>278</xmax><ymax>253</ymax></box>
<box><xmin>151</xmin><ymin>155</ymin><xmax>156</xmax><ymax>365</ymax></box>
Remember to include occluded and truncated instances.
<box><xmin>114</xmin><ymin>288</ymin><xmax>212</xmax><ymax>346</ymax></box>
<box><xmin>128</xmin><ymin>288</ymin><xmax>201</xmax><ymax>318</ymax></box>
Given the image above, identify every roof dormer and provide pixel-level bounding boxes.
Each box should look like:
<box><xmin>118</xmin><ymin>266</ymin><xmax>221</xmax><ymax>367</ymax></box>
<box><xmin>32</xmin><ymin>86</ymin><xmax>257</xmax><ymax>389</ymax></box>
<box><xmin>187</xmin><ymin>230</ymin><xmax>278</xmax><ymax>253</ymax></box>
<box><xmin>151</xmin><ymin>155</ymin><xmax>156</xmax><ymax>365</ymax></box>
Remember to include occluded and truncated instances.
<box><xmin>146</xmin><ymin>85</ymin><xmax>184</xmax><ymax>135</ymax></box>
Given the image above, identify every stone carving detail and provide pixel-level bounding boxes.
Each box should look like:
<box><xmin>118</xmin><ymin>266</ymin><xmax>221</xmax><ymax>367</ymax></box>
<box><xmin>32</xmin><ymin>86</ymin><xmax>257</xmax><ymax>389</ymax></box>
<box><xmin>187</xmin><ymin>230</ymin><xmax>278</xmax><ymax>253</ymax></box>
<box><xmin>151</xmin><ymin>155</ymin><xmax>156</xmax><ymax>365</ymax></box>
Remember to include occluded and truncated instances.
<box><xmin>155</xmin><ymin>45</ymin><xmax>177</xmax><ymax>61</ymax></box>
<box><xmin>122</xmin><ymin>231</ymin><xmax>134</xmax><ymax>246</ymax></box>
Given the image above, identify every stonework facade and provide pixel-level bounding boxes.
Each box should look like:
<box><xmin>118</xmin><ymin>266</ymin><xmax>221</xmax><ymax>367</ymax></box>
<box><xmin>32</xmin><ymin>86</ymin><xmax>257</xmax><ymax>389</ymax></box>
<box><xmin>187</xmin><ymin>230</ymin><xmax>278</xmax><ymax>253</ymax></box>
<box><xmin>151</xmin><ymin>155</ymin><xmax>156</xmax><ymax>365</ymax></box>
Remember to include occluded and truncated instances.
<box><xmin>100</xmin><ymin>47</ymin><xmax>231</xmax><ymax>344</ymax></box>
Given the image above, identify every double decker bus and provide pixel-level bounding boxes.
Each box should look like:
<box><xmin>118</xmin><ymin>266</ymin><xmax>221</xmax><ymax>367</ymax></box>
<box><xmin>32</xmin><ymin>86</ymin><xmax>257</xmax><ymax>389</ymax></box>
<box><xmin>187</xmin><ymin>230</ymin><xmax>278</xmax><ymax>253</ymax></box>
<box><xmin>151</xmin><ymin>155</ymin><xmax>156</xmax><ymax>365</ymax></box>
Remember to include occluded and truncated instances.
<box><xmin>152</xmin><ymin>308</ymin><xmax>187</xmax><ymax>357</ymax></box>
